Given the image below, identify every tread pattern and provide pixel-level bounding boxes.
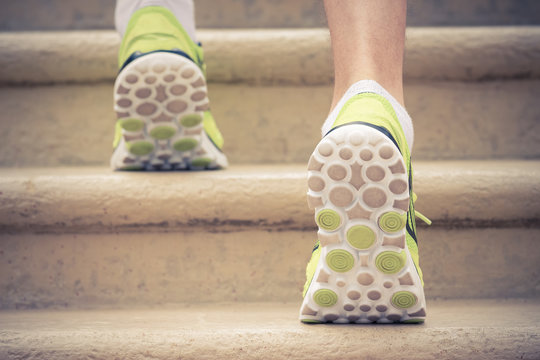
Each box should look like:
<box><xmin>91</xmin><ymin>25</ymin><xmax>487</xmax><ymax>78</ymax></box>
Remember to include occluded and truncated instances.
<box><xmin>300</xmin><ymin>124</ymin><xmax>426</xmax><ymax>324</ymax></box>
<box><xmin>111</xmin><ymin>52</ymin><xmax>227</xmax><ymax>170</ymax></box>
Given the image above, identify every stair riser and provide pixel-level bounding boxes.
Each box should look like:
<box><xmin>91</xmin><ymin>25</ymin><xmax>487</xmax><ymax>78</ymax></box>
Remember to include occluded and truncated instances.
<box><xmin>1</xmin><ymin>81</ymin><xmax>539</xmax><ymax>167</ymax></box>
<box><xmin>2</xmin><ymin>0</ymin><xmax>539</xmax><ymax>31</ymax></box>
<box><xmin>1</xmin><ymin>228</ymin><xmax>538</xmax><ymax>309</ymax></box>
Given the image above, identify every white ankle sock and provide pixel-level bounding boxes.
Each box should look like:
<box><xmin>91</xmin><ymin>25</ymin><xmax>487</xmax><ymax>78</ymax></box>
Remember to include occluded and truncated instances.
<box><xmin>115</xmin><ymin>0</ymin><xmax>197</xmax><ymax>42</ymax></box>
<box><xmin>321</xmin><ymin>80</ymin><xmax>414</xmax><ymax>151</ymax></box>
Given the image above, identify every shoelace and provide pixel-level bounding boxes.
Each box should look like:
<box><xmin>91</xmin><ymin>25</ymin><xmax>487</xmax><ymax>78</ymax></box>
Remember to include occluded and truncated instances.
<box><xmin>412</xmin><ymin>192</ymin><xmax>432</xmax><ymax>226</ymax></box>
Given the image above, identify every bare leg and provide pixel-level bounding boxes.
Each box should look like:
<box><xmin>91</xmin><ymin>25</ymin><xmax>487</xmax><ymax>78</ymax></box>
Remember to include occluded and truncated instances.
<box><xmin>324</xmin><ymin>0</ymin><xmax>407</xmax><ymax>110</ymax></box>
<box><xmin>301</xmin><ymin>0</ymin><xmax>426</xmax><ymax>325</ymax></box>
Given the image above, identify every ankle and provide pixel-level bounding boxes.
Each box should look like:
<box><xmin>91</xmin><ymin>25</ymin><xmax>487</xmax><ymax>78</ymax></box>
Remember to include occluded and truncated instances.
<box><xmin>331</xmin><ymin>77</ymin><xmax>404</xmax><ymax>113</ymax></box>
<box><xmin>322</xmin><ymin>80</ymin><xmax>414</xmax><ymax>150</ymax></box>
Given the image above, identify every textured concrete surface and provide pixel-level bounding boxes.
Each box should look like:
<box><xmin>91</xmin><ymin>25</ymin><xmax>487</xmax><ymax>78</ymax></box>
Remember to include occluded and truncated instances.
<box><xmin>2</xmin><ymin>0</ymin><xmax>540</xmax><ymax>30</ymax></box>
<box><xmin>1</xmin><ymin>81</ymin><xmax>539</xmax><ymax>166</ymax></box>
<box><xmin>0</xmin><ymin>163</ymin><xmax>538</xmax><ymax>233</ymax></box>
<box><xmin>0</xmin><ymin>300</ymin><xmax>539</xmax><ymax>360</ymax></box>
<box><xmin>1</xmin><ymin>27</ymin><xmax>539</xmax><ymax>85</ymax></box>
<box><xmin>1</xmin><ymin>228</ymin><xmax>539</xmax><ymax>308</ymax></box>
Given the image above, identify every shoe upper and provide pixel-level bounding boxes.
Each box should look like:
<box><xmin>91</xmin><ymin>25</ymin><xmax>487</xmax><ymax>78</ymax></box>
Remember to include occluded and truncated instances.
<box><xmin>118</xmin><ymin>6</ymin><xmax>204</xmax><ymax>72</ymax></box>
<box><xmin>116</xmin><ymin>6</ymin><xmax>224</xmax><ymax>150</ymax></box>
<box><xmin>303</xmin><ymin>92</ymin><xmax>424</xmax><ymax>297</ymax></box>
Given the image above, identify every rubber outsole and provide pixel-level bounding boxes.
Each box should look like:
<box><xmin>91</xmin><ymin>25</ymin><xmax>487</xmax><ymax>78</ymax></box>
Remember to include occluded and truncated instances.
<box><xmin>111</xmin><ymin>52</ymin><xmax>228</xmax><ymax>170</ymax></box>
<box><xmin>300</xmin><ymin>124</ymin><xmax>427</xmax><ymax>324</ymax></box>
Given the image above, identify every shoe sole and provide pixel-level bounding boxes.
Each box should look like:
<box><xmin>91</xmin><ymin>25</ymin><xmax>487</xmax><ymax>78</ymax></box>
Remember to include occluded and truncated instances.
<box><xmin>111</xmin><ymin>52</ymin><xmax>228</xmax><ymax>170</ymax></box>
<box><xmin>300</xmin><ymin>124</ymin><xmax>426</xmax><ymax>324</ymax></box>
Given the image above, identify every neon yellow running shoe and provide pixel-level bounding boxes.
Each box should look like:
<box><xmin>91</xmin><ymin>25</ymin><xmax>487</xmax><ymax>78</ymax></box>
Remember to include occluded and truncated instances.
<box><xmin>299</xmin><ymin>92</ymin><xmax>430</xmax><ymax>324</ymax></box>
<box><xmin>111</xmin><ymin>6</ymin><xmax>228</xmax><ymax>170</ymax></box>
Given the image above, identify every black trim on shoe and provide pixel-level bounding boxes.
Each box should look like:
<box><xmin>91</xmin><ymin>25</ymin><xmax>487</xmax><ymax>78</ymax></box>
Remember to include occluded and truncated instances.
<box><xmin>406</xmin><ymin>162</ymin><xmax>418</xmax><ymax>244</ymax></box>
<box><xmin>406</xmin><ymin>210</ymin><xmax>418</xmax><ymax>244</ymax></box>
<box><xmin>324</xmin><ymin>121</ymin><xmax>401</xmax><ymax>155</ymax></box>
<box><xmin>119</xmin><ymin>49</ymin><xmax>200</xmax><ymax>73</ymax></box>
<box><xmin>203</xmin><ymin>128</ymin><xmax>225</xmax><ymax>154</ymax></box>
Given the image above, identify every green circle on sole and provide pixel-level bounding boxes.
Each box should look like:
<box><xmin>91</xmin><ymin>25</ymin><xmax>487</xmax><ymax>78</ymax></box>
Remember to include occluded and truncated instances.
<box><xmin>313</xmin><ymin>289</ymin><xmax>338</xmax><ymax>307</ymax></box>
<box><xmin>378</xmin><ymin>212</ymin><xmax>407</xmax><ymax>233</ymax></box>
<box><xmin>120</xmin><ymin>118</ymin><xmax>144</xmax><ymax>132</ymax></box>
<box><xmin>301</xmin><ymin>319</ymin><xmax>324</xmax><ymax>324</ymax></box>
<box><xmin>316</xmin><ymin>209</ymin><xmax>341</xmax><ymax>231</ymax></box>
<box><xmin>127</xmin><ymin>141</ymin><xmax>154</xmax><ymax>156</ymax></box>
<box><xmin>347</xmin><ymin>225</ymin><xmax>376</xmax><ymax>249</ymax></box>
<box><xmin>326</xmin><ymin>249</ymin><xmax>354</xmax><ymax>273</ymax></box>
<box><xmin>191</xmin><ymin>157</ymin><xmax>212</xmax><ymax>167</ymax></box>
<box><xmin>173</xmin><ymin>138</ymin><xmax>198</xmax><ymax>152</ymax></box>
<box><xmin>403</xmin><ymin>319</ymin><xmax>424</xmax><ymax>324</ymax></box>
<box><xmin>375</xmin><ymin>251</ymin><xmax>406</xmax><ymax>274</ymax></box>
<box><xmin>181</xmin><ymin>114</ymin><xmax>203</xmax><ymax>127</ymax></box>
<box><xmin>391</xmin><ymin>291</ymin><xmax>417</xmax><ymax>309</ymax></box>
<box><xmin>150</xmin><ymin>126</ymin><xmax>176</xmax><ymax>139</ymax></box>
<box><xmin>121</xmin><ymin>165</ymin><xmax>144</xmax><ymax>171</ymax></box>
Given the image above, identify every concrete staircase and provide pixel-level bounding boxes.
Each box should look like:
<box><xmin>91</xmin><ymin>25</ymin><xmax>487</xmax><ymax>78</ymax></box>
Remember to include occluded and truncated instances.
<box><xmin>1</xmin><ymin>2</ymin><xmax>539</xmax><ymax>359</ymax></box>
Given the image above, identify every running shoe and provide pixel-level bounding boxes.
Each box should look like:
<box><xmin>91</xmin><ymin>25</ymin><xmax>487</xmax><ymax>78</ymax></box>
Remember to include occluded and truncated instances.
<box><xmin>111</xmin><ymin>6</ymin><xmax>227</xmax><ymax>170</ymax></box>
<box><xmin>300</xmin><ymin>92</ymin><xmax>430</xmax><ymax>324</ymax></box>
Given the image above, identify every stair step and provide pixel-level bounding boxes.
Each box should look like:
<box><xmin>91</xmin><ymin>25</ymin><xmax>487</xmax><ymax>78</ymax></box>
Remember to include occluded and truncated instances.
<box><xmin>2</xmin><ymin>228</ymin><xmax>538</xmax><ymax>308</ymax></box>
<box><xmin>1</xmin><ymin>162</ymin><xmax>539</xmax><ymax>307</ymax></box>
<box><xmin>1</xmin><ymin>162</ymin><xmax>538</xmax><ymax>232</ymax></box>
<box><xmin>2</xmin><ymin>0</ymin><xmax>540</xmax><ymax>31</ymax></box>
<box><xmin>1</xmin><ymin>300</ymin><xmax>539</xmax><ymax>359</ymax></box>
<box><xmin>2</xmin><ymin>28</ymin><xmax>539</xmax><ymax>85</ymax></box>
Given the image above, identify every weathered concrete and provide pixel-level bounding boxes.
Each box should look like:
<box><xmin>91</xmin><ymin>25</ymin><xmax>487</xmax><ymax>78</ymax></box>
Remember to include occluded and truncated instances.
<box><xmin>0</xmin><ymin>300</ymin><xmax>539</xmax><ymax>360</ymax></box>
<box><xmin>1</xmin><ymin>28</ymin><xmax>539</xmax><ymax>85</ymax></box>
<box><xmin>2</xmin><ymin>0</ymin><xmax>540</xmax><ymax>30</ymax></box>
<box><xmin>0</xmin><ymin>163</ymin><xmax>538</xmax><ymax>233</ymax></box>
<box><xmin>0</xmin><ymin>228</ymin><xmax>539</xmax><ymax>308</ymax></box>
<box><xmin>1</xmin><ymin>81</ymin><xmax>539</xmax><ymax>166</ymax></box>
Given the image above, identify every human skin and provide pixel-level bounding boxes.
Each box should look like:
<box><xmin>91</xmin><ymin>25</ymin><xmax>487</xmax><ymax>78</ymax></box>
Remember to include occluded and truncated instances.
<box><xmin>324</xmin><ymin>0</ymin><xmax>407</xmax><ymax>110</ymax></box>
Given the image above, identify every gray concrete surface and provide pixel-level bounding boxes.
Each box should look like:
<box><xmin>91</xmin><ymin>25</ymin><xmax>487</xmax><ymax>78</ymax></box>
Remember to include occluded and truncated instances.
<box><xmin>2</xmin><ymin>28</ymin><xmax>539</xmax><ymax>85</ymax></box>
<box><xmin>1</xmin><ymin>81</ymin><xmax>539</xmax><ymax>166</ymax></box>
<box><xmin>0</xmin><ymin>300</ymin><xmax>539</xmax><ymax>359</ymax></box>
<box><xmin>0</xmin><ymin>163</ymin><xmax>538</xmax><ymax>233</ymax></box>
<box><xmin>2</xmin><ymin>0</ymin><xmax>540</xmax><ymax>30</ymax></box>
<box><xmin>1</xmin><ymin>228</ymin><xmax>539</xmax><ymax>308</ymax></box>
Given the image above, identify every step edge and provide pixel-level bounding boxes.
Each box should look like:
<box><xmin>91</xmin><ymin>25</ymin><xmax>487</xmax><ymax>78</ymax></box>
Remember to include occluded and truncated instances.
<box><xmin>0</xmin><ymin>161</ymin><xmax>538</xmax><ymax>233</ymax></box>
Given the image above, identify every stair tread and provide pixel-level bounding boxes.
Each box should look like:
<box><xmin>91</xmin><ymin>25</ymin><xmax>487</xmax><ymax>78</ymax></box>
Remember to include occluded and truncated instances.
<box><xmin>1</xmin><ymin>161</ymin><xmax>539</xmax><ymax>232</ymax></box>
<box><xmin>1</xmin><ymin>27</ymin><xmax>539</xmax><ymax>85</ymax></box>
<box><xmin>1</xmin><ymin>299</ymin><xmax>538</xmax><ymax>359</ymax></box>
